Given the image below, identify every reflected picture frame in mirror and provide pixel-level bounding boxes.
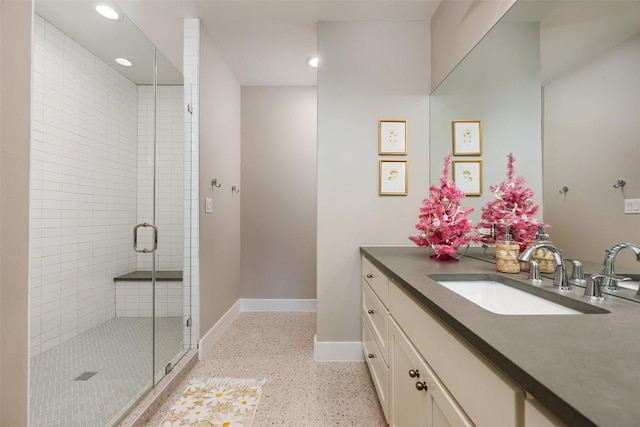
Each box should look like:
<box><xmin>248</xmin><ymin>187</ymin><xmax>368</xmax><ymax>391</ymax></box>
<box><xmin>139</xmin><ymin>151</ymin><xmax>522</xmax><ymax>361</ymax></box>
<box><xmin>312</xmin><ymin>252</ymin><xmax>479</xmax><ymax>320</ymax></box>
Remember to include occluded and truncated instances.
<box><xmin>452</xmin><ymin>120</ymin><xmax>482</xmax><ymax>156</ymax></box>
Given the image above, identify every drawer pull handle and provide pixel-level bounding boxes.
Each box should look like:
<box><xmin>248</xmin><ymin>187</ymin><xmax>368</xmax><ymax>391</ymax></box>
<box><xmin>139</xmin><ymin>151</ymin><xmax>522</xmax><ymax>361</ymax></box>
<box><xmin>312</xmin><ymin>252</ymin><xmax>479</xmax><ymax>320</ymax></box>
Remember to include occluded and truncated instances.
<box><xmin>367</xmin><ymin>309</ymin><xmax>375</xmax><ymax>315</ymax></box>
<box><xmin>366</xmin><ymin>273</ymin><xmax>373</xmax><ymax>279</ymax></box>
<box><xmin>408</xmin><ymin>369</ymin><xmax>420</xmax><ymax>378</ymax></box>
<box><xmin>368</xmin><ymin>353</ymin><xmax>375</xmax><ymax>359</ymax></box>
<box><xmin>415</xmin><ymin>382</ymin><xmax>428</xmax><ymax>391</ymax></box>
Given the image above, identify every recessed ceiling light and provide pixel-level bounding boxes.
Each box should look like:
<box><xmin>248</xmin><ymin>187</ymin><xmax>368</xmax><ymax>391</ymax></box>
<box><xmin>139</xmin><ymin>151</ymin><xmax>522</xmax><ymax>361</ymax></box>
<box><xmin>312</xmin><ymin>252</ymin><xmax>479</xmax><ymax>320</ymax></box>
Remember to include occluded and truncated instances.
<box><xmin>94</xmin><ymin>4</ymin><xmax>121</xmax><ymax>21</ymax></box>
<box><xmin>306</xmin><ymin>56</ymin><xmax>319</xmax><ymax>68</ymax></box>
<box><xmin>115</xmin><ymin>58</ymin><xmax>132</xmax><ymax>67</ymax></box>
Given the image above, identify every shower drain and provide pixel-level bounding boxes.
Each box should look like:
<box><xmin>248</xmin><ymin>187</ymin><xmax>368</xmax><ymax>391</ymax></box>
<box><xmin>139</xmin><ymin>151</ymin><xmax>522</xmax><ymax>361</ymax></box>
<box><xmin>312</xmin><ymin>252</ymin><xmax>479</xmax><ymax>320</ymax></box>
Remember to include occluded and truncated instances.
<box><xmin>74</xmin><ymin>371</ymin><xmax>98</xmax><ymax>381</ymax></box>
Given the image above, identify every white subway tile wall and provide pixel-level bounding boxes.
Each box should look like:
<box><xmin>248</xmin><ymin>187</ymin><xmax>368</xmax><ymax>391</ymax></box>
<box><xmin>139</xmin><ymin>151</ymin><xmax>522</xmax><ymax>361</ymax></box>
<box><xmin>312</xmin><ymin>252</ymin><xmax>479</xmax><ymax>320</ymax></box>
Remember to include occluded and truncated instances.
<box><xmin>31</xmin><ymin>15</ymin><xmax>138</xmax><ymax>356</ymax></box>
<box><xmin>31</xmin><ymin>15</ymin><xmax>192</xmax><ymax>356</ymax></box>
<box><xmin>184</xmin><ymin>18</ymin><xmax>200</xmax><ymax>349</ymax></box>
<box><xmin>136</xmin><ymin>85</ymin><xmax>185</xmax><ymax>271</ymax></box>
<box><xmin>115</xmin><ymin>281</ymin><xmax>184</xmax><ymax>317</ymax></box>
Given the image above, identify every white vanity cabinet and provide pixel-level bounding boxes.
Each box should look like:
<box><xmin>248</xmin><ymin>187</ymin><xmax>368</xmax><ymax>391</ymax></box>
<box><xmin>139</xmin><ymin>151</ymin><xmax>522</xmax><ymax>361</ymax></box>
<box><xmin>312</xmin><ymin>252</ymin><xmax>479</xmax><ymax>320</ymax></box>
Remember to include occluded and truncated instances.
<box><xmin>362</xmin><ymin>256</ymin><xmax>390</xmax><ymax>422</ymax></box>
<box><xmin>361</xmin><ymin>255</ymin><xmax>566</xmax><ymax>427</ymax></box>
<box><xmin>390</xmin><ymin>317</ymin><xmax>473</xmax><ymax>427</ymax></box>
<box><xmin>389</xmin><ymin>280</ymin><xmax>525</xmax><ymax>426</ymax></box>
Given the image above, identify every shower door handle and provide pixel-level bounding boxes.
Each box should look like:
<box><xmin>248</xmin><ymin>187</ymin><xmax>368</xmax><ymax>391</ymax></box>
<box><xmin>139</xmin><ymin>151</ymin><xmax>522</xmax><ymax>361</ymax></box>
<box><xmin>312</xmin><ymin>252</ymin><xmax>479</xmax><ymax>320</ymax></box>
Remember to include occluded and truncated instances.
<box><xmin>133</xmin><ymin>223</ymin><xmax>158</xmax><ymax>253</ymax></box>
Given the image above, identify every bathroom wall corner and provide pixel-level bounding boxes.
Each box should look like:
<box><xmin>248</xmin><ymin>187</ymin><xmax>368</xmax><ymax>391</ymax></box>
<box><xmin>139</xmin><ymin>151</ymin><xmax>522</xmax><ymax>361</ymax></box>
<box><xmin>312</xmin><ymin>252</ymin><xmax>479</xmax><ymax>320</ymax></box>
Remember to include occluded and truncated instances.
<box><xmin>0</xmin><ymin>0</ymin><xmax>32</xmax><ymax>425</ymax></box>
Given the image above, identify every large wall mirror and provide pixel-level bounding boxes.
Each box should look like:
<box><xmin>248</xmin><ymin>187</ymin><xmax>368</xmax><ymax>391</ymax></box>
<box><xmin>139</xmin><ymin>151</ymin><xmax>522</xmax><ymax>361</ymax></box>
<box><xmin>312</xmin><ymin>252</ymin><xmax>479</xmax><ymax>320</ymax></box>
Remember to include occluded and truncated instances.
<box><xmin>430</xmin><ymin>0</ymin><xmax>640</xmax><ymax>290</ymax></box>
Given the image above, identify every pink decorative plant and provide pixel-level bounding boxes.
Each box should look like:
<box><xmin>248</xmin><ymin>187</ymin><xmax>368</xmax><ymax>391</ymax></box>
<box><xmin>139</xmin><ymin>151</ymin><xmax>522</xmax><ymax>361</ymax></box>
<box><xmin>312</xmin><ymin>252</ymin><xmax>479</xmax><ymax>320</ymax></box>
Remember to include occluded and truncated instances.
<box><xmin>477</xmin><ymin>153</ymin><xmax>546</xmax><ymax>252</ymax></box>
<box><xmin>409</xmin><ymin>154</ymin><xmax>478</xmax><ymax>261</ymax></box>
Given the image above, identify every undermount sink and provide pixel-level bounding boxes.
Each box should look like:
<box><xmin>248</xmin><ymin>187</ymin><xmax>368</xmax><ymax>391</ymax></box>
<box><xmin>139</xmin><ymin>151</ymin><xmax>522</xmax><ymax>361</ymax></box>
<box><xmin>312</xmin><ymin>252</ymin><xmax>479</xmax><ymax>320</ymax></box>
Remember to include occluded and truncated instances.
<box><xmin>428</xmin><ymin>274</ymin><xmax>609</xmax><ymax>315</ymax></box>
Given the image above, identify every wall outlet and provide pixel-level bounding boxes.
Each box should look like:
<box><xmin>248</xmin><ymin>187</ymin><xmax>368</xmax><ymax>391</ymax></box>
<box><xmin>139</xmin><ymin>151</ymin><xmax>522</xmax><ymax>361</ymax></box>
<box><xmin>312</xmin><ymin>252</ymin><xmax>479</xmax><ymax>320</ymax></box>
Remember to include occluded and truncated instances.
<box><xmin>205</xmin><ymin>197</ymin><xmax>213</xmax><ymax>214</ymax></box>
<box><xmin>624</xmin><ymin>199</ymin><xmax>640</xmax><ymax>214</ymax></box>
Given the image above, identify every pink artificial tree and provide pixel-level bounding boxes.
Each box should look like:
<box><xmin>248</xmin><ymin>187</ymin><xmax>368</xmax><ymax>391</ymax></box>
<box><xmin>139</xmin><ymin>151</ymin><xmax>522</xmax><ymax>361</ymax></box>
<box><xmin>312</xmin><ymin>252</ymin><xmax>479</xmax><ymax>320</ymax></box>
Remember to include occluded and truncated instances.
<box><xmin>477</xmin><ymin>153</ymin><xmax>546</xmax><ymax>252</ymax></box>
<box><xmin>409</xmin><ymin>154</ymin><xmax>478</xmax><ymax>261</ymax></box>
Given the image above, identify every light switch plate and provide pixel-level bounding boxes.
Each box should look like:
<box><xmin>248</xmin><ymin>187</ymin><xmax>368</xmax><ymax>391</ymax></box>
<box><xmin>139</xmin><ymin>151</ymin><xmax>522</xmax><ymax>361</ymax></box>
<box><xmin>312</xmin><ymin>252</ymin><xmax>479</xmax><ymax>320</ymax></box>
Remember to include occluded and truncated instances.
<box><xmin>624</xmin><ymin>199</ymin><xmax>640</xmax><ymax>214</ymax></box>
<box><xmin>205</xmin><ymin>197</ymin><xmax>213</xmax><ymax>214</ymax></box>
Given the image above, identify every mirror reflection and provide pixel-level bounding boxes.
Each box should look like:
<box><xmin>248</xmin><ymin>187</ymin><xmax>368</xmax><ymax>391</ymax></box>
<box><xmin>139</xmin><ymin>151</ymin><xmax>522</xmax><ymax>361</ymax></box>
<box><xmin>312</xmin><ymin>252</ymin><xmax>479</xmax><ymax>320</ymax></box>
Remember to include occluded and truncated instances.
<box><xmin>430</xmin><ymin>0</ymin><xmax>640</xmax><ymax>299</ymax></box>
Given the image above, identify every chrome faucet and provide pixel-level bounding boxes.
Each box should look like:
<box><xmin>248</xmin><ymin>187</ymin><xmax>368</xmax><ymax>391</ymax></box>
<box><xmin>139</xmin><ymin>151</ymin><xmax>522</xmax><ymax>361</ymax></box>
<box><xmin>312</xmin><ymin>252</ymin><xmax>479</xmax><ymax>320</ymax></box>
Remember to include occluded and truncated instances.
<box><xmin>584</xmin><ymin>273</ymin><xmax>630</xmax><ymax>301</ymax></box>
<box><xmin>601</xmin><ymin>243</ymin><xmax>640</xmax><ymax>290</ymax></box>
<box><xmin>519</xmin><ymin>243</ymin><xmax>572</xmax><ymax>290</ymax></box>
<box><xmin>565</xmin><ymin>258</ymin><xmax>586</xmax><ymax>284</ymax></box>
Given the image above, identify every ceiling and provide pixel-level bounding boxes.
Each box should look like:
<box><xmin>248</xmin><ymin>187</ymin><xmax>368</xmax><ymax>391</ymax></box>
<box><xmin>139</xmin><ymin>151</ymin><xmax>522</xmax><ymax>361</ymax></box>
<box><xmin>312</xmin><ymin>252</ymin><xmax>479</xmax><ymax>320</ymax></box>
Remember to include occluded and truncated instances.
<box><xmin>179</xmin><ymin>0</ymin><xmax>442</xmax><ymax>86</ymax></box>
<box><xmin>37</xmin><ymin>0</ymin><xmax>640</xmax><ymax>89</ymax></box>
<box><xmin>35</xmin><ymin>0</ymin><xmax>185</xmax><ymax>85</ymax></box>
<box><xmin>35</xmin><ymin>0</ymin><xmax>441</xmax><ymax>87</ymax></box>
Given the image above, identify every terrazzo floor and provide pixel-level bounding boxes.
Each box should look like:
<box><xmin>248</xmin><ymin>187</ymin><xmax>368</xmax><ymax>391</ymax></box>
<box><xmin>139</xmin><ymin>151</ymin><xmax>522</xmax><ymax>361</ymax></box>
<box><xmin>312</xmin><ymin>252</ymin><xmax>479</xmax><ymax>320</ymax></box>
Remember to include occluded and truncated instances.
<box><xmin>141</xmin><ymin>312</ymin><xmax>387</xmax><ymax>426</ymax></box>
<box><xmin>30</xmin><ymin>317</ymin><xmax>188</xmax><ymax>427</ymax></box>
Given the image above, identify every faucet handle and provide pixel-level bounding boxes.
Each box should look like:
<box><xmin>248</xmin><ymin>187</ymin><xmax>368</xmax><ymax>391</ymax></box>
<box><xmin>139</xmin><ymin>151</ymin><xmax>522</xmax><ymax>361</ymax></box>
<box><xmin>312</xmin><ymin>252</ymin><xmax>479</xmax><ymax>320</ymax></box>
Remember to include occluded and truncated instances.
<box><xmin>584</xmin><ymin>273</ymin><xmax>630</xmax><ymax>301</ymax></box>
<box><xmin>527</xmin><ymin>260</ymin><xmax>542</xmax><ymax>285</ymax></box>
<box><xmin>565</xmin><ymin>259</ymin><xmax>586</xmax><ymax>284</ymax></box>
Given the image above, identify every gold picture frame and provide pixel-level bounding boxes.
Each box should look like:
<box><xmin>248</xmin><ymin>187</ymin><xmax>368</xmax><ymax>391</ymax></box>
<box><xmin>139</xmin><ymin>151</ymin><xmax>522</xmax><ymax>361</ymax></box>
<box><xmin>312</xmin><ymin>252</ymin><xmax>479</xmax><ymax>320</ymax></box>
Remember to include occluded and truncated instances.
<box><xmin>452</xmin><ymin>120</ymin><xmax>482</xmax><ymax>155</ymax></box>
<box><xmin>379</xmin><ymin>120</ymin><xmax>407</xmax><ymax>155</ymax></box>
<box><xmin>379</xmin><ymin>160</ymin><xmax>408</xmax><ymax>196</ymax></box>
<box><xmin>453</xmin><ymin>160</ymin><xmax>482</xmax><ymax>196</ymax></box>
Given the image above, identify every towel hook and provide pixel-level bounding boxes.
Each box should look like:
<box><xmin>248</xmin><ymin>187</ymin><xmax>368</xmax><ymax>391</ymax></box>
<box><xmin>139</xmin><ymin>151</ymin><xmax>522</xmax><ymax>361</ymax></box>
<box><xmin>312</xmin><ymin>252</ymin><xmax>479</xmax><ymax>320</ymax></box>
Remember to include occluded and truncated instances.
<box><xmin>613</xmin><ymin>179</ymin><xmax>626</xmax><ymax>189</ymax></box>
<box><xmin>559</xmin><ymin>186</ymin><xmax>569</xmax><ymax>194</ymax></box>
<box><xmin>231</xmin><ymin>185</ymin><xmax>240</xmax><ymax>194</ymax></box>
<box><xmin>211</xmin><ymin>178</ymin><xmax>221</xmax><ymax>189</ymax></box>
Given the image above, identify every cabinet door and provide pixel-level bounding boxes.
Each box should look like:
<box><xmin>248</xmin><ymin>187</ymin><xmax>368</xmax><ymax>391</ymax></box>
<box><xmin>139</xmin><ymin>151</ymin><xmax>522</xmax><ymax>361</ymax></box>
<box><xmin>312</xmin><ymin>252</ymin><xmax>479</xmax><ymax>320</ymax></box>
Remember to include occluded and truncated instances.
<box><xmin>391</xmin><ymin>319</ymin><xmax>473</xmax><ymax>427</ymax></box>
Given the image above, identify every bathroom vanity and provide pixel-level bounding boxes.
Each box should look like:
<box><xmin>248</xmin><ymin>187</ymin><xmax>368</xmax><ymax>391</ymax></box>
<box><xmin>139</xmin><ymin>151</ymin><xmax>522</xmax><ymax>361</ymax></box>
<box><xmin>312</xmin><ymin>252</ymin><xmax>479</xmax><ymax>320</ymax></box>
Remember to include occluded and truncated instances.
<box><xmin>361</xmin><ymin>246</ymin><xmax>640</xmax><ymax>427</ymax></box>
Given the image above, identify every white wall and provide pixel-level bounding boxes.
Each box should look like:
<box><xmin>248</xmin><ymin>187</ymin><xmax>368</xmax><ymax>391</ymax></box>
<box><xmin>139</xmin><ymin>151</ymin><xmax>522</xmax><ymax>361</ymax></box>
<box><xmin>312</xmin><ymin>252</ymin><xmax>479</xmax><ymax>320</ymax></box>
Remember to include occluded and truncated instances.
<box><xmin>543</xmin><ymin>33</ymin><xmax>640</xmax><ymax>269</ymax></box>
<box><xmin>198</xmin><ymin>23</ymin><xmax>242</xmax><ymax>339</ymax></box>
<box><xmin>1</xmin><ymin>0</ymin><xmax>31</xmax><ymax>424</ymax></box>
<box><xmin>30</xmin><ymin>15</ymin><xmax>139</xmax><ymax>356</ymax></box>
<box><xmin>240</xmin><ymin>86</ymin><xmax>317</xmax><ymax>299</ymax></box>
<box><xmin>430</xmin><ymin>22</ymin><xmax>543</xmax><ymax>224</ymax></box>
<box><xmin>316</xmin><ymin>21</ymin><xmax>430</xmax><ymax>350</ymax></box>
<box><xmin>431</xmin><ymin>0</ymin><xmax>516</xmax><ymax>91</ymax></box>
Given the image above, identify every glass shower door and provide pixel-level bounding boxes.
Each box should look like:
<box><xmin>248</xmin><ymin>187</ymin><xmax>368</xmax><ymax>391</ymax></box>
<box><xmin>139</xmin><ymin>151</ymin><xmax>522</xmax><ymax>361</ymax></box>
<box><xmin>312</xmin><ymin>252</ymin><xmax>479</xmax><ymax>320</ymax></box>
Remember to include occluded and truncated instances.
<box><xmin>152</xmin><ymin>49</ymin><xmax>192</xmax><ymax>385</ymax></box>
<box><xmin>30</xmin><ymin>2</ymin><xmax>160</xmax><ymax>425</ymax></box>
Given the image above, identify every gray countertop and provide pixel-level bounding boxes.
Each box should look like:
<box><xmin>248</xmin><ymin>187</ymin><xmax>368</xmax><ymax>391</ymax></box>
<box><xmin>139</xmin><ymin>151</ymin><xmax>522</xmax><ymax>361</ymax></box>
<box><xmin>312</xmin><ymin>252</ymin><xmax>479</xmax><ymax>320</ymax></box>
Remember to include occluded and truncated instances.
<box><xmin>360</xmin><ymin>246</ymin><xmax>640</xmax><ymax>427</ymax></box>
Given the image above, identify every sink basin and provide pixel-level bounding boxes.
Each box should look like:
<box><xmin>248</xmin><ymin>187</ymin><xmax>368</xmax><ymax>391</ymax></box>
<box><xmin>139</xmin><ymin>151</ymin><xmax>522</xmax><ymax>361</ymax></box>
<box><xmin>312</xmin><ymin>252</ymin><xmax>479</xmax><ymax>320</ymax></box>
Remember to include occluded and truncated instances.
<box><xmin>428</xmin><ymin>274</ymin><xmax>609</xmax><ymax>315</ymax></box>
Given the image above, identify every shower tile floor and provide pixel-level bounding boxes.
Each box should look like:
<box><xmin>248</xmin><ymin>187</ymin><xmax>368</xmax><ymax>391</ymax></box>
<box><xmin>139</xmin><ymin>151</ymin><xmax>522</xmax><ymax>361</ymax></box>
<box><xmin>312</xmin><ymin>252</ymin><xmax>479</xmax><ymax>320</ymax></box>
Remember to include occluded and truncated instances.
<box><xmin>30</xmin><ymin>317</ymin><xmax>186</xmax><ymax>427</ymax></box>
<box><xmin>142</xmin><ymin>312</ymin><xmax>387</xmax><ymax>426</ymax></box>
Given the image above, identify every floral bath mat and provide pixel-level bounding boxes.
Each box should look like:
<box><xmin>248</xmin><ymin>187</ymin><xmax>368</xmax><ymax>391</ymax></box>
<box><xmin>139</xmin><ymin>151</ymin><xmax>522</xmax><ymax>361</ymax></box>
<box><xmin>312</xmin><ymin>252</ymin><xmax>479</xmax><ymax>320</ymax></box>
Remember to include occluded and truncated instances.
<box><xmin>160</xmin><ymin>377</ymin><xmax>266</xmax><ymax>427</ymax></box>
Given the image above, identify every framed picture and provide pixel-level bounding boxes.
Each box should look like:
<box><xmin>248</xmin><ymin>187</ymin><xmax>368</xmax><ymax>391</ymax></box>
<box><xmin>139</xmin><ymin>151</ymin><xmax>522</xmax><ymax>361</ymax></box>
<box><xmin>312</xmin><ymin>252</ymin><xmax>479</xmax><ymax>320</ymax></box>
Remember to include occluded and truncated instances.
<box><xmin>379</xmin><ymin>160</ymin><xmax>408</xmax><ymax>196</ymax></box>
<box><xmin>453</xmin><ymin>160</ymin><xmax>482</xmax><ymax>196</ymax></box>
<box><xmin>379</xmin><ymin>120</ymin><xmax>407</xmax><ymax>155</ymax></box>
<box><xmin>452</xmin><ymin>120</ymin><xmax>482</xmax><ymax>155</ymax></box>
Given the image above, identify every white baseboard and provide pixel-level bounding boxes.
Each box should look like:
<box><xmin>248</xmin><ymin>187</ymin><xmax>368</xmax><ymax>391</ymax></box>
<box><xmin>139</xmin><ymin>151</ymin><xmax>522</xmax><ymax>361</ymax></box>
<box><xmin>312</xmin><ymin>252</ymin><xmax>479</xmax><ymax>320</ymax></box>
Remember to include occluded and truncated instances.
<box><xmin>313</xmin><ymin>334</ymin><xmax>364</xmax><ymax>362</ymax></box>
<box><xmin>198</xmin><ymin>300</ymin><xmax>241</xmax><ymax>359</ymax></box>
<box><xmin>239</xmin><ymin>298</ymin><xmax>316</xmax><ymax>312</ymax></box>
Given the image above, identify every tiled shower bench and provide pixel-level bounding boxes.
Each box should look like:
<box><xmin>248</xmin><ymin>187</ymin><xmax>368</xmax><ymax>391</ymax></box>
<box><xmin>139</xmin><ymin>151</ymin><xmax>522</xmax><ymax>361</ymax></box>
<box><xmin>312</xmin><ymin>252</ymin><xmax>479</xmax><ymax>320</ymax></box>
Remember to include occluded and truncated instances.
<box><xmin>114</xmin><ymin>271</ymin><xmax>184</xmax><ymax>317</ymax></box>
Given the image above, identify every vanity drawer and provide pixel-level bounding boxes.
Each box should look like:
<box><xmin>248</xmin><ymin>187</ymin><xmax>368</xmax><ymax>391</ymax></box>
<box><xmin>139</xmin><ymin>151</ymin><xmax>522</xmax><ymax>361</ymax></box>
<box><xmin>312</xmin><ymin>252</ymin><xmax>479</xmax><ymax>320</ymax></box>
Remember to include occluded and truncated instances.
<box><xmin>362</xmin><ymin>279</ymin><xmax>388</xmax><ymax>365</ymax></box>
<box><xmin>390</xmin><ymin>282</ymin><xmax>524</xmax><ymax>427</ymax></box>
<box><xmin>362</xmin><ymin>256</ymin><xmax>389</xmax><ymax>308</ymax></box>
<box><xmin>363</xmin><ymin>313</ymin><xmax>389</xmax><ymax>421</ymax></box>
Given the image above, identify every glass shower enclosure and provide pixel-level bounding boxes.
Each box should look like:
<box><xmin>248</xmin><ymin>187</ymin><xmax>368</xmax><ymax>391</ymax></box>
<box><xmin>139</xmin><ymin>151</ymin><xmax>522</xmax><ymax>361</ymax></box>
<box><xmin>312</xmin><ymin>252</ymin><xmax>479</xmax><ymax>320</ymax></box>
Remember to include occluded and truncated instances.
<box><xmin>29</xmin><ymin>1</ymin><xmax>192</xmax><ymax>425</ymax></box>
